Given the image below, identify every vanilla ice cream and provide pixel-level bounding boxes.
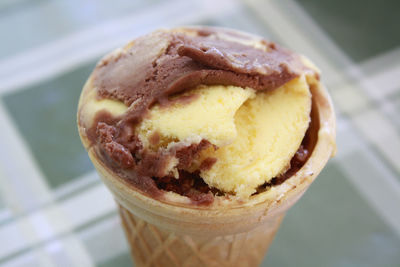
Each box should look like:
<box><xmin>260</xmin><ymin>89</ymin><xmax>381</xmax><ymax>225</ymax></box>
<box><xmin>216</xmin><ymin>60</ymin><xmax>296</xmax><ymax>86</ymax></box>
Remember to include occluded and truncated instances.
<box><xmin>78</xmin><ymin>26</ymin><xmax>319</xmax><ymax>203</ymax></box>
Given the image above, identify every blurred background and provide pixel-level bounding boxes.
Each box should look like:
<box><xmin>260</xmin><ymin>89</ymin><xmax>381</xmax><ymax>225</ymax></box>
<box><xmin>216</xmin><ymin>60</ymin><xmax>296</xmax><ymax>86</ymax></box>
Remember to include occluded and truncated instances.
<box><xmin>0</xmin><ymin>0</ymin><xmax>399</xmax><ymax>266</ymax></box>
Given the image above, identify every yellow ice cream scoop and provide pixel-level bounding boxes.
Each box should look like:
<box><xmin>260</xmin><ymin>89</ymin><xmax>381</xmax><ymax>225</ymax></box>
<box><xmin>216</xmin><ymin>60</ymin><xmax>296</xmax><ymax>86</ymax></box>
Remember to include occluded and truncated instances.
<box><xmin>137</xmin><ymin>85</ymin><xmax>256</xmax><ymax>148</ymax></box>
<box><xmin>136</xmin><ymin>75</ymin><xmax>311</xmax><ymax>197</ymax></box>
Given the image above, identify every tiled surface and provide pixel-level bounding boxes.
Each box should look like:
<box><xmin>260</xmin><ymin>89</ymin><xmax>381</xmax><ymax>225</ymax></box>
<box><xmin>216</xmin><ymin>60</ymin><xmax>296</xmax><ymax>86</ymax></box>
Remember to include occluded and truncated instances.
<box><xmin>0</xmin><ymin>0</ymin><xmax>399</xmax><ymax>266</ymax></box>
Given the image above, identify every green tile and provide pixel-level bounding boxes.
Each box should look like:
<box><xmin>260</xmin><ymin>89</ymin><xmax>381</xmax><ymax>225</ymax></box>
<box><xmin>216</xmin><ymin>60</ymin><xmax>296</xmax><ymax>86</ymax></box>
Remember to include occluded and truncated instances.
<box><xmin>3</xmin><ymin>62</ymin><xmax>96</xmax><ymax>188</ymax></box>
<box><xmin>262</xmin><ymin>162</ymin><xmax>400</xmax><ymax>267</ymax></box>
<box><xmin>296</xmin><ymin>0</ymin><xmax>400</xmax><ymax>62</ymax></box>
<box><xmin>98</xmin><ymin>252</ymin><xmax>133</xmax><ymax>267</ymax></box>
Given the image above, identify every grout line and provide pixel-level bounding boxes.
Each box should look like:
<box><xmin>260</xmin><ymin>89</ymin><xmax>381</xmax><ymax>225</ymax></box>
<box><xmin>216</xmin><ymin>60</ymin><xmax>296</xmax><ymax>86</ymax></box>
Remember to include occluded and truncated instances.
<box><xmin>358</xmin><ymin>65</ymin><xmax>400</xmax><ymax>101</ymax></box>
<box><xmin>357</xmin><ymin>47</ymin><xmax>400</xmax><ymax>74</ymax></box>
<box><xmin>52</xmin><ymin>171</ymin><xmax>99</xmax><ymax>201</ymax></box>
<box><xmin>352</xmin><ymin>110</ymin><xmax>400</xmax><ymax>174</ymax></box>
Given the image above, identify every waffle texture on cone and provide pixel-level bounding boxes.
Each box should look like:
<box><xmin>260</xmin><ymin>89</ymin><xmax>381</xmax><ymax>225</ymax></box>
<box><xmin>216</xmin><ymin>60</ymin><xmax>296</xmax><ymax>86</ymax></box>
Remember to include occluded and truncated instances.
<box><xmin>119</xmin><ymin>204</ymin><xmax>283</xmax><ymax>267</ymax></box>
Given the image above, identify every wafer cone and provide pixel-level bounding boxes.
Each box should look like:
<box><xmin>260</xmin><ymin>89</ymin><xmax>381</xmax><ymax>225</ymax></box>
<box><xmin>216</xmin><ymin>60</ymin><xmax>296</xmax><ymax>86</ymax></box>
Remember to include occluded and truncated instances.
<box><xmin>119</xmin><ymin>204</ymin><xmax>284</xmax><ymax>266</ymax></box>
<box><xmin>80</xmin><ymin>75</ymin><xmax>335</xmax><ymax>266</ymax></box>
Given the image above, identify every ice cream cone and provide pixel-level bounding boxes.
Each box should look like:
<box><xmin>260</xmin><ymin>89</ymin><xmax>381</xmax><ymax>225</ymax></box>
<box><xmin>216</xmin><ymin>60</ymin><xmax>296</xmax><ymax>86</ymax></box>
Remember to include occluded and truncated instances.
<box><xmin>81</xmin><ymin>76</ymin><xmax>335</xmax><ymax>266</ymax></box>
<box><xmin>119</xmin><ymin>204</ymin><xmax>284</xmax><ymax>267</ymax></box>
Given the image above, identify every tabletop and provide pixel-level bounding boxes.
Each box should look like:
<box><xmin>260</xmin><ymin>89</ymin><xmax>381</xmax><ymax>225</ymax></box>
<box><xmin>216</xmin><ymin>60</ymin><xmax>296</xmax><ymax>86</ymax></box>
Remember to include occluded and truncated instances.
<box><xmin>0</xmin><ymin>0</ymin><xmax>399</xmax><ymax>266</ymax></box>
